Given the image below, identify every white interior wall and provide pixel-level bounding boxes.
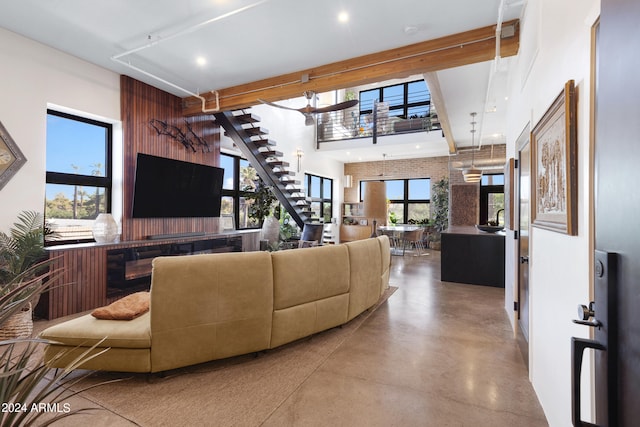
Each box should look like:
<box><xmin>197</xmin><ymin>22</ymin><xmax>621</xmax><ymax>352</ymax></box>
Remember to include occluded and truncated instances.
<box><xmin>0</xmin><ymin>27</ymin><xmax>121</xmax><ymax>233</ymax></box>
<box><xmin>504</xmin><ymin>0</ymin><xmax>600</xmax><ymax>425</ymax></box>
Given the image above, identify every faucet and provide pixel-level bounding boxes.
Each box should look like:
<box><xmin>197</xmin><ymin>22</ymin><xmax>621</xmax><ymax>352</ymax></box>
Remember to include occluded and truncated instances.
<box><xmin>495</xmin><ymin>209</ymin><xmax>505</xmax><ymax>226</ymax></box>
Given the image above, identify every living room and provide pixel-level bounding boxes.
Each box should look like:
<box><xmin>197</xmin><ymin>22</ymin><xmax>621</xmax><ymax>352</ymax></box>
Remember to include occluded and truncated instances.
<box><xmin>3</xmin><ymin>0</ymin><xmax>631</xmax><ymax>425</ymax></box>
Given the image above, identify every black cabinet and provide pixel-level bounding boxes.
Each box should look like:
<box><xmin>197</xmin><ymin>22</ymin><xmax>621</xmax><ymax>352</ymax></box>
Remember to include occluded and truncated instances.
<box><xmin>441</xmin><ymin>227</ymin><xmax>505</xmax><ymax>288</ymax></box>
<box><xmin>106</xmin><ymin>235</ymin><xmax>242</xmax><ymax>297</ymax></box>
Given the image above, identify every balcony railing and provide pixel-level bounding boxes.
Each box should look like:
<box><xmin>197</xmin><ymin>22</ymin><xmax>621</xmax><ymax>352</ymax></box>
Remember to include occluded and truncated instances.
<box><xmin>316</xmin><ymin>102</ymin><xmax>441</xmax><ymax>143</ymax></box>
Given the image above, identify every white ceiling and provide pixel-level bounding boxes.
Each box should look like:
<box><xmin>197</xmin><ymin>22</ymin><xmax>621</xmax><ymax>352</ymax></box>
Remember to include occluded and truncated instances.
<box><xmin>0</xmin><ymin>0</ymin><xmax>524</xmax><ymax>162</ymax></box>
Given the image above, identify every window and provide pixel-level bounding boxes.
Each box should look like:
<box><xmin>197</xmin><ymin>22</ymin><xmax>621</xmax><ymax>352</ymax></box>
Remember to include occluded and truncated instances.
<box><xmin>480</xmin><ymin>173</ymin><xmax>505</xmax><ymax>225</ymax></box>
<box><xmin>305</xmin><ymin>173</ymin><xmax>333</xmax><ymax>223</ymax></box>
<box><xmin>45</xmin><ymin>110</ymin><xmax>112</xmax><ymax>244</ymax></box>
<box><xmin>220</xmin><ymin>153</ymin><xmax>259</xmax><ymax>229</ymax></box>
<box><xmin>359</xmin><ymin>79</ymin><xmax>432</xmax><ymax>125</ymax></box>
<box><xmin>360</xmin><ymin>178</ymin><xmax>431</xmax><ymax>223</ymax></box>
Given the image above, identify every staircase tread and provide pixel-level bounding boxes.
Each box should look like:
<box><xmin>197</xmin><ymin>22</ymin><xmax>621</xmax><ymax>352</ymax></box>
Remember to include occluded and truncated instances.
<box><xmin>260</xmin><ymin>150</ymin><xmax>283</xmax><ymax>157</ymax></box>
<box><xmin>253</xmin><ymin>139</ymin><xmax>276</xmax><ymax>146</ymax></box>
<box><xmin>234</xmin><ymin>113</ymin><xmax>261</xmax><ymax>124</ymax></box>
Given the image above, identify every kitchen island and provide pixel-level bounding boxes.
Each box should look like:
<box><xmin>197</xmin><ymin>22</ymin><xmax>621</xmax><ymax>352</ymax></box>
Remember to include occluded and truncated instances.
<box><xmin>441</xmin><ymin>226</ymin><xmax>505</xmax><ymax>287</ymax></box>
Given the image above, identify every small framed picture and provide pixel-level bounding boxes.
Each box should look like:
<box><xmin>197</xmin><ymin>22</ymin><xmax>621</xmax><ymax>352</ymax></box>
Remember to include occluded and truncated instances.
<box><xmin>0</xmin><ymin>121</ymin><xmax>27</xmax><ymax>191</ymax></box>
<box><xmin>220</xmin><ymin>214</ymin><xmax>235</xmax><ymax>231</ymax></box>
<box><xmin>359</xmin><ymin>219</ymin><xmax>368</xmax><ymax>226</ymax></box>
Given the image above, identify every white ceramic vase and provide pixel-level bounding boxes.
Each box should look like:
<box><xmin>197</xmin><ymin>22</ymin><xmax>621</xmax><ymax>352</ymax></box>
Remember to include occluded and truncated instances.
<box><xmin>92</xmin><ymin>213</ymin><xmax>119</xmax><ymax>243</ymax></box>
<box><xmin>261</xmin><ymin>215</ymin><xmax>280</xmax><ymax>246</ymax></box>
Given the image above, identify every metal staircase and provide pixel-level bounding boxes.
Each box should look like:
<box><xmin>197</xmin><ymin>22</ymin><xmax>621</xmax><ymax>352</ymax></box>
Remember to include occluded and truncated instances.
<box><xmin>213</xmin><ymin>110</ymin><xmax>314</xmax><ymax>229</ymax></box>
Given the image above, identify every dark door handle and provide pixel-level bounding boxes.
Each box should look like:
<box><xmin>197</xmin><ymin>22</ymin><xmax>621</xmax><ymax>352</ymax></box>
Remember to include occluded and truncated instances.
<box><xmin>520</xmin><ymin>256</ymin><xmax>529</xmax><ymax>264</ymax></box>
<box><xmin>572</xmin><ymin>302</ymin><xmax>602</xmax><ymax>328</ymax></box>
<box><xmin>572</xmin><ymin>337</ymin><xmax>605</xmax><ymax>427</ymax></box>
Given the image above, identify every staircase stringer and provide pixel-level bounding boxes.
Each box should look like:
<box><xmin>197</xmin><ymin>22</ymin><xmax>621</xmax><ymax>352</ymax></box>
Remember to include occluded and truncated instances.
<box><xmin>213</xmin><ymin>110</ymin><xmax>309</xmax><ymax>229</ymax></box>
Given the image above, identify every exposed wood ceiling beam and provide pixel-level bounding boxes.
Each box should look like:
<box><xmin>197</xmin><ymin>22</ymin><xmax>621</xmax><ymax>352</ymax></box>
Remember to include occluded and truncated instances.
<box><xmin>423</xmin><ymin>71</ymin><xmax>457</xmax><ymax>155</ymax></box>
<box><xmin>183</xmin><ymin>20</ymin><xmax>519</xmax><ymax>115</ymax></box>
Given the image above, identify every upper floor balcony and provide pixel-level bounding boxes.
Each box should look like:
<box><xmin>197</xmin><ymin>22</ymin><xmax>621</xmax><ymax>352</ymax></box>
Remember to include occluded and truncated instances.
<box><xmin>316</xmin><ymin>95</ymin><xmax>441</xmax><ymax>144</ymax></box>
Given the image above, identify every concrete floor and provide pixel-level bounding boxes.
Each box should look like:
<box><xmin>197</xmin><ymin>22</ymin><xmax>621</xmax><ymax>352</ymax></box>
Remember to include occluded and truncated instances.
<box><xmin>37</xmin><ymin>250</ymin><xmax>547</xmax><ymax>426</ymax></box>
<box><xmin>262</xmin><ymin>250</ymin><xmax>548</xmax><ymax>426</ymax></box>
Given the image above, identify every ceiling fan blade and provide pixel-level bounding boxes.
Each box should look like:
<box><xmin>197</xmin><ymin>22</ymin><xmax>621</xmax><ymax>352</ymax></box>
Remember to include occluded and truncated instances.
<box><xmin>257</xmin><ymin>99</ymin><xmax>301</xmax><ymax>112</ymax></box>
<box><xmin>312</xmin><ymin>99</ymin><xmax>359</xmax><ymax>114</ymax></box>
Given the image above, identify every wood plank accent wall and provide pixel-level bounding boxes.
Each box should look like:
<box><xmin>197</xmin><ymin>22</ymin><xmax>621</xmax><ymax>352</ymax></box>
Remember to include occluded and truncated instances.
<box><xmin>120</xmin><ymin>75</ymin><xmax>221</xmax><ymax>241</ymax></box>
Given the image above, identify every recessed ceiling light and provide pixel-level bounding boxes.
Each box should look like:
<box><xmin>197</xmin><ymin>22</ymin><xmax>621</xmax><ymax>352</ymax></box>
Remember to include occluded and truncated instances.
<box><xmin>196</xmin><ymin>56</ymin><xmax>207</xmax><ymax>66</ymax></box>
<box><xmin>404</xmin><ymin>25</ymin><xmax>418</xmax><ymax>36</ymax></box>
<box><xmin>338</xmin><ymin>11</ymin><xmax>349</xmax><ymax>23</ymax></box>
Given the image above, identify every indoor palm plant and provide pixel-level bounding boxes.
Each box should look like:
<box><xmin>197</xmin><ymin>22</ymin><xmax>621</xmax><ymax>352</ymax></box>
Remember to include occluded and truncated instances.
<box><xmin>0</xmin><ymin>211</ymin><xmax>52</xmax><ymax>339</ymax></box>
<box><xmin>0</xmin><ymin>212</ymin><xmax>108</xmax><ymax>425</ymax></box>
<box><xmin>0</xmin><ymin>264</ymin><xmax>108</xmax><ymax>426</ymax></box>
<box><xmin>0</xmin><ymin>211</ymin><xmax>50</xmax><ymax>285</ymax></box>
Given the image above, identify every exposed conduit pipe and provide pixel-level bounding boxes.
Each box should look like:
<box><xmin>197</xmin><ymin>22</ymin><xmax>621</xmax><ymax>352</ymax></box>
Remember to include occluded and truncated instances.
<box><xmin>112</xmin><ymin>56</ymin><xmax>220</xmax><ymax>113</ymax></box>
<box><xmin>477</xmin><ymin>0</ymin><xmax>507</xmax><ymax>149</ymax></box>
<box><xmin>110</xmin><ymin>0</ymin><xmax>268</xmax><ymax>113</ymax></box>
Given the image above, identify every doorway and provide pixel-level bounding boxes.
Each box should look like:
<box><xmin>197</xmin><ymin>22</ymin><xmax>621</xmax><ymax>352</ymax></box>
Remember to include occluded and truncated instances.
<box><xmin>516</xmin><ymin>125</ymin><xmax>530</xmax><ymax>365</ymax></box>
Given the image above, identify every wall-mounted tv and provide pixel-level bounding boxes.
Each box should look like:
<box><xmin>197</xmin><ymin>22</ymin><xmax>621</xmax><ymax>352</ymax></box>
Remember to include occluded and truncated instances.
<box><xmin>132</xmin><ymin>153</ymin><xmax>224</xmax><ymax>218</ymax></box>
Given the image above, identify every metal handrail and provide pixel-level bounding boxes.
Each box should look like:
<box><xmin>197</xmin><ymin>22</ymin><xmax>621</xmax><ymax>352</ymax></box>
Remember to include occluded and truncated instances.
<box><xmin>316</xmin><ymin>101</ymin><xmax>441</xmax><ymax>143</ymax></box>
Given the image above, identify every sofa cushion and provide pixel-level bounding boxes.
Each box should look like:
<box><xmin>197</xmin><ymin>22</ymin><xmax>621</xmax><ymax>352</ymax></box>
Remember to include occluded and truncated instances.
<box><xmin>149</xmin><ymin>251</ymin><xmax>274</xmax><ymax>372</ymax></box>
<box><xmin>345</xmin><ymin>238</ymin><xmax>383</xmax><ymax>320</ymax></box>
<box><xmin>40</xmin><ymin>311</ymin><xmax>151</xmax><ymax>349</ymax></box>
<box><xmin>271</xmin><ymin>244</ymin><xmax>350</xmax><ymax>310</ymax></box>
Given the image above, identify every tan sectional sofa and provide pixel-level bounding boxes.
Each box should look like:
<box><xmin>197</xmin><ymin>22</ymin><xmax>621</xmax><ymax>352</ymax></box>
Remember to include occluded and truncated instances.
<box><xmin>40</xmin><ymin>236</ymin><xmax>391</xmax><ymax>373</ymax></box>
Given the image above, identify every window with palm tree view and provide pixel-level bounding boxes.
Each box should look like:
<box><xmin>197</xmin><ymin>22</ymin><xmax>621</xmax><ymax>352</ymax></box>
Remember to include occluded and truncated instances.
<box><xmin>45</xmin><ymin>110</ymin><xmax>112</xmax><ymax>243</ymax></box>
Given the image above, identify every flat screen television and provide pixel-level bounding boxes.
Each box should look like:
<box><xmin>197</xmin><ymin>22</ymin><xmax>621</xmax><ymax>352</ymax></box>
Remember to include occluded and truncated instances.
<box><xmin>132</xmin><ymin>153</ymin><xmax>224</xmax><ymax>218</ymax></box>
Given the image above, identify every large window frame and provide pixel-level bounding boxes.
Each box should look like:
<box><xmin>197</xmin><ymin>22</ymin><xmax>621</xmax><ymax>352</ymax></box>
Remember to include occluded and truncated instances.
<box><xmin>359</xmin><ymin>79</ymin><xmax>432</xmax><ymax>121</ymax></box>
<box><xmin>360</xmin><ymin>178</ymin><xmax>431</xmax><ymax>223</ymax></box>
<box><xmin>45</xmin><ymin>109</ymin><xmax>113</xmax><ymax>245</ymax></box>
<box><xmin>220</xmin><ymin>152</ymin><xmax>259</xmax><ymax>230</ymax></box>
<box><xmin>305</xmin><ymin>173</ymin><xmax>333</xmax><ymax>223</ymax></box>
<box><xmin>479</xmin><ymin>173</ymin><xmax>505</xmax><ymax>225</ymax></box>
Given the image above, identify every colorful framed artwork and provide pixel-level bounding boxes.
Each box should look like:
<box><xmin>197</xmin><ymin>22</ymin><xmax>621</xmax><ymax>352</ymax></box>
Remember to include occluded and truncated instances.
<box><xmin>530</xmin><ymin>80</ymin><xmax>578</xmax><ymax>235</ymax></box>
<box><xmin>0</xmin><ymin>121</ymin><xmax>27</xmax><ymax>191</ymax></box>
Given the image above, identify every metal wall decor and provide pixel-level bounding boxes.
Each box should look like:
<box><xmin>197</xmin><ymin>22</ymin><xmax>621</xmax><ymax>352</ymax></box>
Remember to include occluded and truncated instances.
<box><xmin>149</xmin><ymin>119</ymin><xmax>210</xmax><ymax>153</ymax></box>
<box><xmin>0</xmin><ymin>121</ymin><xmax>27</xmax><ymax>191</ymax></box>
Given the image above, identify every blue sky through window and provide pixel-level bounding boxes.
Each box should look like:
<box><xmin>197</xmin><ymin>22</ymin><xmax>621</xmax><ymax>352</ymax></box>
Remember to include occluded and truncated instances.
<box><xmin>46</xmin><ymin>113</ymin><xmax>108</xmax><ymax>200</ymax></box>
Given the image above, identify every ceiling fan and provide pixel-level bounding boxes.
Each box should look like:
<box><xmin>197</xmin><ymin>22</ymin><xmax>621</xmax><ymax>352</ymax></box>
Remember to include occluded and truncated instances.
<box><xmin>258</xmin><ymin>91</ymin><xmax>358</xmax><ymax>126</ymax></box>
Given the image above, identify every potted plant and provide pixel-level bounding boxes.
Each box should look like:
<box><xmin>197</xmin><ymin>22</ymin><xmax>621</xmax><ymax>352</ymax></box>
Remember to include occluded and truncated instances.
<box><xmin>0</xmin><ymin>211</ymin><xmax>52</xmax><ymax>339</ymax></box>
<box><xmin>0</xmin><ymin>211</ymin><xmax>49</xmax><ymax>282</ymax></box>
<box><xmin>0</xmin><ymin>264</ymin><xmax>108</xmax><ymax>426</ymax></box>
<box><xmin>430</xmin><ymin>177</ymin><xmax>449</xmax><ymax>250</ymax></box>
<box><xmin>244</xmin><ymin>178</ymin><xmax>279</xmax><ymax>246</ymax></box>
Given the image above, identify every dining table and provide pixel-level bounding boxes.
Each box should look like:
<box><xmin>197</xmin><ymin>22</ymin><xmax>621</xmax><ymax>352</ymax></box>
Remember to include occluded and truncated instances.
<box><xmin>377</xmin><ymin>225</ymin><xmax>423</xmax><ymax>256</ymax></box>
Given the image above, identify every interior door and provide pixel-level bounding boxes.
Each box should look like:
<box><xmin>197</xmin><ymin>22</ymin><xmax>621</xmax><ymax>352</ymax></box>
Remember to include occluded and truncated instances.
<box><xmin>576</xmin><ymin>0</ymin><xmax>640</xmax><ymax>424</ymax></box>
<box><xmin>517</xmin><ymin>130</ymin><xmax>531</xmax><ymax>355</ymax></box>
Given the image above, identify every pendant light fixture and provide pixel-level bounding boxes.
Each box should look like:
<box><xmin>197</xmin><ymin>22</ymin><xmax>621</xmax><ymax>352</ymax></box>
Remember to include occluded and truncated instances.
<box><xmin>462</xmin><ymin>112</ymin><xmax>482</xmax><ymax>183</ymax></box>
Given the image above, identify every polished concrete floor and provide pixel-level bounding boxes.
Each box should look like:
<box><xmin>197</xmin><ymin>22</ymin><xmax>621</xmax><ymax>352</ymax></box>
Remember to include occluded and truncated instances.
<box><xmin>263</xmin><ymin>251</ymin><xmax>548</xmax><ymax>426</ymax></box>
<box><xmin>39</xmin><ymin>250</ymin><xmax>547</xmax><ymax>426</ymax></box>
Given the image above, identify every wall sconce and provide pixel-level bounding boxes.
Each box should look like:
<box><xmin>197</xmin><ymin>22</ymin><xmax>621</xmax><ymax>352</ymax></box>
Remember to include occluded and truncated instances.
<box><xmin>344</xmin><ymin>175</ymin><xmax>353</xmax><ymax>188</ymax></box>
<box><xmin>295</xmin><ymin>148</ymin><xmax>304</xmax><ymax>172</ymax></box>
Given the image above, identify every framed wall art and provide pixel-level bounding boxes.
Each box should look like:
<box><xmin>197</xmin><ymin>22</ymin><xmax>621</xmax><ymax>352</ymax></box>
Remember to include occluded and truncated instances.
<box><xmin>0</xmin><ymin>121</ymin><xmax>27</xmax><ymax>191</ymax></box>
<box><xmin>531</xmin><ymin>80</ymin><xmax>578</xmax><ymax>235</ymax></box>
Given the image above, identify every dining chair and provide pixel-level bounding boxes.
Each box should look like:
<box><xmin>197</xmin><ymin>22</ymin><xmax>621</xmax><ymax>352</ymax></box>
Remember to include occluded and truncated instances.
<box><xmin>402</xmin><ymin>228</ymin><xmax>426</xmax><ymax>256</ymax></box>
